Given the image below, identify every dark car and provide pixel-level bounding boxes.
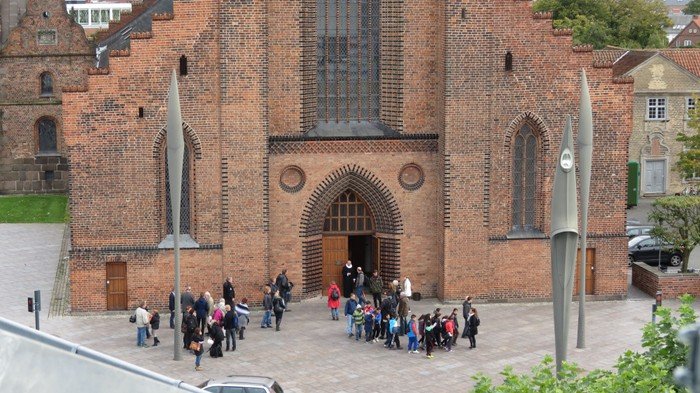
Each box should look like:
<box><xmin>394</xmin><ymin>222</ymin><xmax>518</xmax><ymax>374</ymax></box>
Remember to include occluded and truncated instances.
<box><xmin>628</xmin><ymin>235</ymin><xmax>682</xmax><ymax>267</ymax></box>
<box><xmin>200</xmin><ymin>376</ymin><xmax>284</xmax><ymax>393</ymax></box>
<box><xmin>626</xmin><ymin>225</ymin><xmax>653</xmax><ymax>239</ymax></box>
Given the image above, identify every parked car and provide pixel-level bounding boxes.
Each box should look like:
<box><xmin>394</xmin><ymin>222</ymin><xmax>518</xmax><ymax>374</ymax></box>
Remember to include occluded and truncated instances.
<box><xmin>199</xmin><ymin>376</ymin><xmax>284</xmax><ymax>393</ymax></box>
<box><xmin>626</xmin><ymin>225</ymin><xmax>653</xmax><ymax>239</ymax></box>
<box><xmin>628</xmin><ymin>235</ymin><xmax>682</xmax><ymax>267</ymax></box>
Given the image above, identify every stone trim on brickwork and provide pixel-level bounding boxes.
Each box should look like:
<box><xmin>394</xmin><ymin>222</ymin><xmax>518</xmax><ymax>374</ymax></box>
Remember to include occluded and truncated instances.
<box><xmin>152</xmin><ymin>122</ymin><xmax>202</xmax><ymax>160</ymax></box>
<box><xmin>503</xmin><ymin>112</ymin><xmax>551</xmax><ymax>152</ymax></box>
<box><xmin>70</xmin><ymin>243</ymin><xmax>223</xmax><ymax>253</ymax></box>
<box><xmin>300</xmin><ymin>164</ymin><xmax>403</xmax><ymax>237</ymax></box>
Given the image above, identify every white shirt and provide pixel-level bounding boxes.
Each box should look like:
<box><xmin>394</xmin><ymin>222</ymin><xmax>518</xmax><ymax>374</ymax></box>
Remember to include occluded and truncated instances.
<box><xmin>403</xmin><ymin>278</ymin><xmax>412</xmax><ymax>297</ymax></box>
<box><xmin>135</xmin><ymin>307</ymin><xmax>150</xmax><ymax>327</ymax></box>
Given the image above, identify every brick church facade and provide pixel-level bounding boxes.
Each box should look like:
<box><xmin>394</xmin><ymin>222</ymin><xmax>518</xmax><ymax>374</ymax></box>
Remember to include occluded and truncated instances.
<box><xmin>63</xmin><ymin>0</ymin><xmax>633</xmax><ymax>312</ymax></box>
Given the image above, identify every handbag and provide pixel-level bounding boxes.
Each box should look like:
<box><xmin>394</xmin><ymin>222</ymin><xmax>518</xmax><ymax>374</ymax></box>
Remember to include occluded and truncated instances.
<box><xmin>189</xmin><ymin>341</ymin><xmax>200</xmax><ymax>351</ymax></box>
<box><xmin>129</xmin><ymin>314</ymin><xmax>136</xmax><ymax>323</ymax></box>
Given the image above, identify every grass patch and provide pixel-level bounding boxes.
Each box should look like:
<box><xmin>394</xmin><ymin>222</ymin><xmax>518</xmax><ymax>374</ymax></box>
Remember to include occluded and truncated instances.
<box><xmin>0</xmin><ymin>195</ymin><xmax>68</xmax><ymax>223</ymax></box>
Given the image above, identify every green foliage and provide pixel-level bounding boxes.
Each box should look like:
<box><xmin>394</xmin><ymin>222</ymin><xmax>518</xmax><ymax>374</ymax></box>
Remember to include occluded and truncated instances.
<box><xmin>648</xmin><ymin>196</ymin><xmax>700</xmax><ymax>272</ymax></box>
<box><xmin>0</xmin><ymin>195</ymin><xmax>68</xmax><ymax>223</ymax></box>
<box><xmin>676</xmin><ymin>100</ymin><xmax>700</xmax><ymax>180</ymax></box>
<box><xmin>471</xmin><ymin>296</ymin><xmax>697</xmax><ymax>392</ymax></box>
<box><xmin>684</xmin><ymin>0</ymin><xmax>700</xmax><ymax>15</ymax></box>
<box><xmin>533</xmin><ymin>0</ymin><xmax>671</xmax><ymax>49</ymax></box>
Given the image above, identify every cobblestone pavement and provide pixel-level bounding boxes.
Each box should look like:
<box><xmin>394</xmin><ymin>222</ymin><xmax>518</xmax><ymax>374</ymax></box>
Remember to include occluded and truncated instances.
<box><xmin>2</xmin><ymin>224</ymin><xmax>699</xmax><ymax>393</ymax></box>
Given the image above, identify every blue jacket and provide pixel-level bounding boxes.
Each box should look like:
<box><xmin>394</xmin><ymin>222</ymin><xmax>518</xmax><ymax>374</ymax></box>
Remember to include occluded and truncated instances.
<box><xmin>364</xmin><ymin>313</ymin><xmax>374</xmax><ymax>331</ymax></box>
<box><xmin>344</xmin><ymin>299</ymin><xmax>358</xmax><ymax>316</ymax></box>
<box><xmin>194</xmin><ymin>297</ymin><xmax>209</xmax><ymax>319</ymax></box>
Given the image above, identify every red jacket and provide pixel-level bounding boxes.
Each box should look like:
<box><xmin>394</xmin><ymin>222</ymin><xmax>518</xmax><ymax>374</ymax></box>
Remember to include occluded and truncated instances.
<box><xmin>327</xmin><ymin>284</ymin><xmax>341</xmax><ymax>309</ymax></box>
<box><xmin>444</xmin><ymin>319</ymin><xmax>454</xmax><ymax>335</ymax></box>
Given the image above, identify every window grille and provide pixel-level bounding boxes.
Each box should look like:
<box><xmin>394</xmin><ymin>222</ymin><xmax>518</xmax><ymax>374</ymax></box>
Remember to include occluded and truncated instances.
<box><xmin>512</xmin><ymin>124</ymin><xmax>537</xmax><ymax>231</ymax></box>
<box><xmin>37</xmin><ymin>118</ymin><xmax>57</xmax><ymax>154</ymax></box>
<box><xmin>647</xmin><ymin>98</ymin><xmax>666</xmax><ymax>120</ymax></box>
<box><xmin>323</xmin><ymin>190</ymin><xmax>373</xmax><ymax>233</ymax></box>
<box><xmin>165</xmin><ymin>146</ymin><xmax>191</xmax><ymax>235</ymax></box>
<box><xmin>317</xmin><ymin>0</ymin><xmax>381</xmax><ymax>124</ymax></box>
<box><xmin>40</xmin><ymin>73</ymin><xmax>53</xmax><ymax>96</ymax></box>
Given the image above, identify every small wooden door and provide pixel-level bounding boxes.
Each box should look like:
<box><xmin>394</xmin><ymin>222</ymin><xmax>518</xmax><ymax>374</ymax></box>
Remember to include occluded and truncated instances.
<box><xmin>106</xmin><ymin>262</ymin><xmax>127</xmax><ymax>310</ymax></box>
<box><xmin>322</xmin><ymin>236</ymin><xmax>348</xmax><ymax>292</ymax></box>
<box><xmin>573</xmin><ymin>248</ymin><xmax>595</xmax><ymax>296</ymax></box>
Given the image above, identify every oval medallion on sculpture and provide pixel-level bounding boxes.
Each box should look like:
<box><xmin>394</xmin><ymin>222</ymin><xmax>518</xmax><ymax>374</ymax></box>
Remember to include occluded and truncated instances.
<box><xmin>280</xmin><ymin>166</ymin><xmax>305</xmax><ymax>193</ymax></box>
<box><xmin>398</xmin><ymin>163</ymin><xmax>424</xmax><ymax>191</ymax></box>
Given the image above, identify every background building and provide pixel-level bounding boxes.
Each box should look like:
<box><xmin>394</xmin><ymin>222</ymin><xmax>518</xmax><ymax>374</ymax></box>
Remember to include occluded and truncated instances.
<box><xmin>62</xmin><ymin>0</ymin><xmax>633</xmax><ymax>312</ymax></box>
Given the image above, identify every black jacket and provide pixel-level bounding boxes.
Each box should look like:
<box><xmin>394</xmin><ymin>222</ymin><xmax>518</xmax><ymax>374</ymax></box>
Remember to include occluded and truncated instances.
<box><xmin>150</xmin><ymin>312</ymin><xmax>160</xmax><ymax>330</ymax></box>
<box><xmin>181</xmin><ymin>292</ymin><xmax>195</xmax><ymax>310</ymax></box>
<box><xmin>223</xmin><ymin>281</ymin><xmax>235</xmax><ymax>301</ymax></box>
<box><xmin>169</xmin><ymin>292</ymin><xmax>175</xmax><ymax>312</ymax></box>
<box><xmin>276</xmin><ymin>273</ymin><xmax>290</xmax><ymax>291</ymax></box>
<box><xmin>263</xmin><ymin>293</ymin><xmax>273</xmax><ymax>311</ymax></box>
<box><xmin>272</xmin><ymin>296</ymin><xmax>286</xmax><ymax>315</ymax></box>
<box><xmin>467</xmin><ymin>314</ymin><xmax>479</xmax><ymax>336</ymax></box>
<box><xmin>224</xmin><ymin>310</ymin><xmax>238</xmax><ymax>330</ymax></box>
<box><xmin>462</xmin><ymin>301</ymin><xmax>471</xmax><ymax>319</ymax></box>
<box><xmin>184</xmin><ymin>312</ymin><xmax>197</xmax><ymax>332</ymax></box>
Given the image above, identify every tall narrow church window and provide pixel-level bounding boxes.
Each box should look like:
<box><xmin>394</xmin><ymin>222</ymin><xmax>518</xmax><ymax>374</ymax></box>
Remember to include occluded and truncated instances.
<box><xmin>37</xmin><ymin>118</ymin><xmax>57</xmax><ymax>154</ymax></box>
<box><xmin>317</xmin><ymin>0</ymin><xmax>381</xmax><ymax>124</ymax></box>
<box><xmin>40</xmin><ymin>72</ymin><xmax>53</xmax><ymax>96</ymax></box>
<box><xmin>165</xmin><ymin>146</ymin><xmax>191</xmax><ymax>235</ymax></box>
<box><xmin>512</xmin><ymin>124</ymin><xmax>537</xmax><ymax>232</ymax></box>
<box><xmin>324</xmin><ymin>190</ymin><xmax>373</xmax><ymax>233</ymax></box>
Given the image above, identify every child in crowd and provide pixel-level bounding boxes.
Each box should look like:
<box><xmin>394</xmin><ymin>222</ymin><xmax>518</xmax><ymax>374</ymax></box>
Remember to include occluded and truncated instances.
<box><xmin>372</xmin><ymin>309</ymin><xmax>382</xmax><ymax>343</ymax></box>
<box><xmin>407</xmin><ymin>314</ymin><xmax>419</xmax><ymax>353</ymax></box>
<box><xmin>353</xmin><ymin>305</ymin><xmax>364</xmax><ymax>341</ymax></box>
<box><xmin>150</xmin><ymin>308</ymin><xmax>160</xmax><ymax>346</ymax></box>
<box><xmin>364</xmin><ymin>308</ymin><xmax>374</xmax><ymax>342</ymax></box>
<box><xmin>443</xmin><ymin>316</ymin><xmax>454</xmax><ymax>352</ymax></box>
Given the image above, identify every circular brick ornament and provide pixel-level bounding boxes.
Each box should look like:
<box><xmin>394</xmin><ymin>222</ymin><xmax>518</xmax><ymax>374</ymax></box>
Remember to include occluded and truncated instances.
<box><xmin>280</xmin><ymin>166</ymin><xmax>305</xmax><ymax>193</ymax></box>
<box><xmin>398</xmin><ymin>163</ymin><xmax>424</xmax><ymax>191</ymax></box>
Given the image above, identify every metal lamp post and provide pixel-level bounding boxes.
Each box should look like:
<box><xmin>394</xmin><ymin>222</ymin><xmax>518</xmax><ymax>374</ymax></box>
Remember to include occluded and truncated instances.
<box><xmin>577</xmin><ymin>69</ymin><xmax>593</xmax><ymax>349</ymax></box>
<box><xmin>166</xmin><ymin>70</ymin><xmax>184</xmax><ymax>361</ymax></box>
<box><xmin>550</xmin><ymin>115</ymin><xmax>579</xmax><ymax>374</ymax></box>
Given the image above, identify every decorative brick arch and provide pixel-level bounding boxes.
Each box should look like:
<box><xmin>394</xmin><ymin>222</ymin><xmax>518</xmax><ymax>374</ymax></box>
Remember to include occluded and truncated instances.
<box><xmin>300</xmin><ymin>164</ymin><xmax>403</xmax><ymax>237</ymax></box>
<box><xmin>152</xmin><ymin>122</ymin><xmax>202</xmax><ymax>160</ymax></box>
<box><xmin>299</xmin><ymin>164</ymin><xmax>403</xmax><ymax>296</ymax></box>
<box><xmin>503</xmin><ymin>112</ymin><xmax>551</xmax><ymax>154</ymax></box>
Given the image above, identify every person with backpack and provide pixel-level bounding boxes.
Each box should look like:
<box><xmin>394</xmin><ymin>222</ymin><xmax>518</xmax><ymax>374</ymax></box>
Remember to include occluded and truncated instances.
<box><xmin>344</xmin><ymin>293</ymin><xmax>358</xmax><ymax>337</ymax></box>
<box><xmin>407</xmin><ymin>314</ymin><xmax>419</xmax><ymax>353</ymax></box>
<box><xmin>223</xmin><ymin>304</ymin><xmax>238</xmax><ymax>351</ymax></box>
<box><xmin>368</xmin><ymin>271</ymin><xmax>383</xmax><ymax>308</ymax></box>
<box><xmin>327</xmin><ymin>281</ymin><xmax>341</xmax><ymax>320</ymax></box>
<box><xmin>466</xmin><ymin>307</ymin><xmax>480</xmax><ymax>349</ymax></box>
<box><xmin>276</xmin><ymin>269</ymin><xmax>292</xmax><ymax>310</ymax></box>
<box><xmin>272</xmin><ymin>290</ymin><xmax>286</xmax><ymax>331</ymax></box>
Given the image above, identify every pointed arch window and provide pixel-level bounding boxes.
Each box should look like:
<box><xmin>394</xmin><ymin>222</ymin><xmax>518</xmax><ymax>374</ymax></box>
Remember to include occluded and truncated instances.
<box><xmin>37</xmin><ymin>117</ymin><xmax>57</xmax><ymax>154</ymax></box>
<box><xmin>165</xmin><ymin>145</ymin><xmax>191</xmax><ymax>235</ymax></box>
<box><xmin>512</xmin><ymin>124</ymin><xmax>538</xmax><ymax>232</ymax></box>
<box><xmin>323</xmin><ymin>190</ymin><xmax>374</xmax><ymax>233</ymax></box>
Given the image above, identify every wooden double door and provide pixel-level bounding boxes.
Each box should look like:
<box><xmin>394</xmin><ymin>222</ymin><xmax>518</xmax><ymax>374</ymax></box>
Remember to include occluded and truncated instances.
<box><xmin>322</xmin><ymin>235</ymin><xmax>379</xmax><ymax>293</ymax></box>
<box><xmin>573</xmin><ymin>248</ymin><xmax>595</xmax><ymax>296</ymax></box>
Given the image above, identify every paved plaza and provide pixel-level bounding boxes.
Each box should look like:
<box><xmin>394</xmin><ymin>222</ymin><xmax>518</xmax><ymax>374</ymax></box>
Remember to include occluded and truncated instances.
<box><xmin>2</xmin><ymin>223</ymin><xmax>699</xmax><ymax>392</ymax></box>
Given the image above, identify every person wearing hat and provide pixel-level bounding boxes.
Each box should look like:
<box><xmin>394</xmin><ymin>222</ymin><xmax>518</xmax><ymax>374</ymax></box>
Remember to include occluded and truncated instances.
<box><xmin>352</xmin><ymin>304</ymin><xmax>364</xmax><ymax>341</ymax></box>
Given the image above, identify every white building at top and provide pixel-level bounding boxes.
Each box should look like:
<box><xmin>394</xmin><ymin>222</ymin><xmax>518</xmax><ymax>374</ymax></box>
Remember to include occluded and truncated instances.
<box><xmin>65</xmin><ymin>0</ymin><xmax>131</xmax><ymax>30</ymax></box>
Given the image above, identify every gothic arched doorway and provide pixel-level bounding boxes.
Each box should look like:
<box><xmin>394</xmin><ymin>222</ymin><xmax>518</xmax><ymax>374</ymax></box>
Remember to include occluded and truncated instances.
<box><xmin>321</xmin><ymin>190</ymin><xmax>379</xmax><ymax>295</ymax></box>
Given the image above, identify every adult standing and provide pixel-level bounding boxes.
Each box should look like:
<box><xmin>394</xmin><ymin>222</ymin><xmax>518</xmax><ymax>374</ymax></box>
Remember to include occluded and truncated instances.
<box><xmin>276</xmin><ymin>269</ymin><xmax>292</xmax><ymax>311</ymax></box>
<box><xmin>461</xmin><ymin>296</ymin><xmax>472</xmax><ymax>338</ymax></box>
<box><xmin>272</xmin><ymin>290</ymin><xmax>286</xmax><ymax>331</ymax></box>
<box><xmin>235</xmin><ymin>298</ymin><xmax>250</xmax><ymax>340</ymax></box>
<box><xmin>398</xmin><ymin>292</ymin><xmax>410</xmax><ymax>336</ymax></box>
<box><xmin>261</xmin><ymin>286</ymin><xmax>273</xmax><ymax>328</ymax></box>
<box><xmin>168</xmin><ymin>288</ymin><xmax>176</xmax><ymax>329</ymax></box>
<box><xmin>379</xmin><ymin>291</ymin><xmax>392</xmax><ymax>339</ymax></box>
<box><xmin>135</xmin><ymin>300</ymin><xmax>151</xmax><ymax>347</ymax></box>
<box><xmin>354</xmin><ymin>267</ymin><xmax>366</xmax><ymax>304</ymax></box>
<box><xmin>194</xmin><ymin>292</ymin><xmax>209</xmax><ymax>334</ymax></box>
<box><xmin>223</xmin><ymin>277</ymin><xmax>235</xmax><ymax>307</ymax></box>
<box><xmin>183</xmin><ymin>306</ymin><xmax>197</xmax><ymax>350</ymax></box>
<box><xmin>341</xmin><ymin>260</ymin><xmax>355</xmax><ymax>298</ymax></box>
<box><xmin>223</xmin><ymin>304</ymin><xmax>238</xmax><ymax>351</ymax></box>
<box><xmin>368</xmin><ymin>271</ymin><xmax>383</xmax><ymax>308</ymax></box>
<box><xmin>181</xmin><ymin>286</ymin><xmax>195</xmax><ymax>320</ymax></box>
<box><xmin>466</xmin><ymin>307</ymin><xmax>480</xmax><ymax>349</ymax></box>
<box><xmin>344</xmin><ymin>293</ymin><xmax>358</xmax><ymax>338</ymax></box>
<box><xmin>403</xmin><ymin>276</ymin><xmax>412</xmax><ymax>298</ymax></box>
<box><xmin>209</xmin><ymin>320</ymin><xmax>224</xmax><ymax>358</ymax></box>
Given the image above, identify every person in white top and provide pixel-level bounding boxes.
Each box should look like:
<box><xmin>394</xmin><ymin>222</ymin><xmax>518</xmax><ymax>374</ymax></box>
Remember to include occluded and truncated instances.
<box><xmin>403</xmin><ymin>276</ymin><xmax>412</xmax><ymax>298</ymax></box>
<box><xmin>135</xmin><ymin>300</ymin><xmax>151</xmax><ymax>347</ymax></box>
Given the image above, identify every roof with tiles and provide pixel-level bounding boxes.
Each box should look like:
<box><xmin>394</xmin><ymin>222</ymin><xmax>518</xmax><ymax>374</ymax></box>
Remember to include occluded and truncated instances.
<box><xmin>662</xmin><ymin>48</ymin><xmax>700</xmax><ymax>77</ymax></box>
<box><xmin>600</xmin><ymin>48</ymin><xmax>700</xmax><ymax>78</ymax></box>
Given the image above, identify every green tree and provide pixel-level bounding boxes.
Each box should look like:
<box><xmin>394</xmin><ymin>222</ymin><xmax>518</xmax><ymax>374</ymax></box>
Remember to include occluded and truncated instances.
<box><xmin>471</xmin><ymin>295</ymin><xmax>697</xmax><ymax>392</ymax></box>
<box><xmin>533</xmin><ymin>0</ymin><xmax>671</xmax><ymax>49</ymax></box>
<box><xmin>684</xmin><ymin>0</ymin><xmax>700</xmax><ymax>15</ymax></box>
<box><xmin>676</xmin><ymin>100</ymin><xmax>700</xmax><ymax>180</ymax></box>
<box><xmin>648</xmin><ymin>196</ymin><xmax>700</xmax><ymax>273</ymax></box>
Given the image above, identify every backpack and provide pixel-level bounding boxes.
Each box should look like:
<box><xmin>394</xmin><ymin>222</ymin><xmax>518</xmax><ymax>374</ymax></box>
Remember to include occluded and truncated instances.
<box><xmin>331</xmin><ymin>288</ymin><xmax>339</xmax><ymax>300</ymax></box>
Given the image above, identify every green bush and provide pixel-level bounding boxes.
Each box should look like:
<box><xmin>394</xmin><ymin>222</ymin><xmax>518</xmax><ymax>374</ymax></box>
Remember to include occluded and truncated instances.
<box><xmin>472</xmin><ymin>295</ymin><xmax>696</xmax><ymax>392</ymax></box>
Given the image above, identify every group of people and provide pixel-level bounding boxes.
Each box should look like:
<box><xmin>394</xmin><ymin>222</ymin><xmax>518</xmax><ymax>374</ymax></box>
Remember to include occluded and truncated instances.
<box><xmin>329</xmin><ymin>266</ymin><xmax>480</xmax><ymax>359</ymax></box>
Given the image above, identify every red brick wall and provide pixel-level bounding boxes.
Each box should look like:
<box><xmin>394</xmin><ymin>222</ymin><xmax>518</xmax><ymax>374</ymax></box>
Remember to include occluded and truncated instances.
<box><xmin>0</xmin><ymin>0</ymin><xmax>92</xmax><ymax>194</ymax></box>
<box><xmin>632</xmin><ymin>262</ymin><xmax>700</xmax><ymax>298</ymax></box>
